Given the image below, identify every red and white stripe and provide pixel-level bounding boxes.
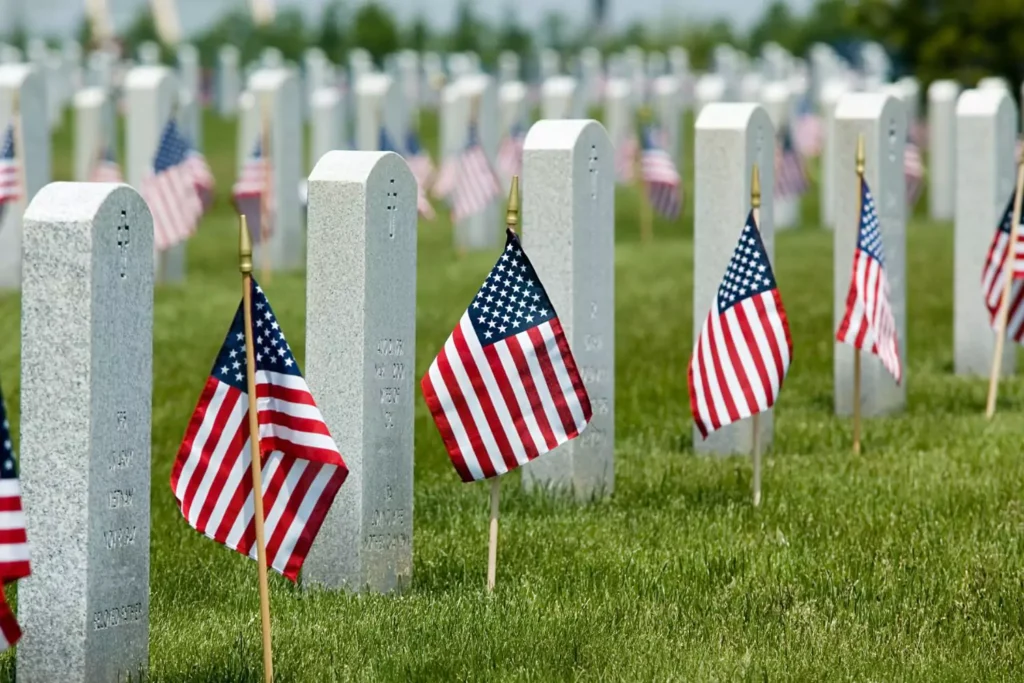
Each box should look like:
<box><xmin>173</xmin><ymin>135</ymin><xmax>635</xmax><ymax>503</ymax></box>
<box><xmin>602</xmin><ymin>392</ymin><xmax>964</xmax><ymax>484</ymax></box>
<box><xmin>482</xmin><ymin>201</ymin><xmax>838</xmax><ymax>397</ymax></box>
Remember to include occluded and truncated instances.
<box><xmin>496</xmin><ymin>133</ymin><xmax>524</xmax><ymax>183</ymax></box>
<box><xmin>836</xmin><ymin>249</ymin><xmax>902</xmax><ymax>383</ymax></box>
<box><xmin>905</xmin><ymin>142</ymin><xmax>925</xmax><ymax>208</ymax></box>
<box><xmin>421</xmin><ymin>313</ymin><xmax>591</xmax><ymax>482</ymax></box>
<box><xmin>0</xmin><ymin>162</ymin><xmax>18</xmax><ymax>212</ymax></box>
<box><xmin>142</xmin><ymin>164</ymin><xmax>204</xmax><ymax>251</ymax></box>
<box><xmin>187</xmin><ymin>150</ymin><xmax>216</xmax><ymax>210</ymax></box>
<box><xmin>89</xmin><ymin>159</ymin><xmax>123</xmax><ymax>183</ymax></box>
<box><xmin>982</xmin><ymin>216</ymin><xmax>1024</xmax><ymax>343</ymax></box>
<box><xmin>171</xmin><ymin>371</ymin><xmax>347</xmax><ymax>581</ymax></box>
<box><xmin>615</xmin><ymin>135</ymin><xmax>639</xmax><ymax>184</ymax></box>
<box><xmin>451</xmin><ymin>148</ymin><xmax>502</xmax><ymax>223</ymax></box>
<box><xmin>407</xmin><ymin>153</ymin><xmax>436</xmax><ymax>220</ymax></box>
<box><xmin>792</xmin><ymin>113</ymin><xmax>823</xmax><ymax>158</ymax></box>
<box><xmin>0</xmin><ymin>478</ymin><xmax>30</xmax><ymax>583</ymax></box>
<box><xmin>0</xmin><ymin>595</ymin><xmax>20</xmax><ymax>653</ymax></box>
<box><xmin>432</xmin><ymin>156</ymin><xmax>457</xmax><ymax>200</ymax></box>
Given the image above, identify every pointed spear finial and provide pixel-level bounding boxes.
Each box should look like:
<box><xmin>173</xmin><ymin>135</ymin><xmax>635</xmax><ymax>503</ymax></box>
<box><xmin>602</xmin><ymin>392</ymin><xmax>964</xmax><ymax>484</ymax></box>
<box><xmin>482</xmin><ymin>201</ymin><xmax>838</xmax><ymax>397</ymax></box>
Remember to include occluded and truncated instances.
<box><xmin>856</xmin><ymin>133</ymin><xmax>865</xmax><ymax>176</ymax></box>
<box><xmin>506</xmin><ymin>175</ymin><xmax>520</xmax><ymax>230</ymax></box>
<box><xmin>239</xmin><ymin>214</ymin><xmax>253</xmax><ymax>274</ymax></box>
<box><xmin>751</xmin><ymin>164</ymin><xmax>761</xmax><ymax>209</ymax></box>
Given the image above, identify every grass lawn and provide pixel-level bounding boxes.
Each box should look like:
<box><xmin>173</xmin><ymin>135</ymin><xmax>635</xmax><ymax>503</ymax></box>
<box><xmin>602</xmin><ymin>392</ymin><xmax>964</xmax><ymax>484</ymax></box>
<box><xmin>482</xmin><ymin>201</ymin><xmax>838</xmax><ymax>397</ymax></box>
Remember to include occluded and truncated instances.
<box><xmin>1</xmin><ymin>108</ymin><xmax>1023</xmax><ymax>681</ymax></box>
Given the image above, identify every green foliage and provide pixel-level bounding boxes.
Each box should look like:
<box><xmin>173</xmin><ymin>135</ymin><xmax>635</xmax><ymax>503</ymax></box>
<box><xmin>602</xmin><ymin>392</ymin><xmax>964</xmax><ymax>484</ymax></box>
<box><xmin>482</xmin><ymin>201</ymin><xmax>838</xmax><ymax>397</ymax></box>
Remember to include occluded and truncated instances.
<box><xmin>316</xmin><ymin>1</ymin><xmax>350</xmax><ymax>65</ymax></box>
<box><xmin>448</xmin><ymin>0</ymin><xmax>484</xmax><ymax>56</ymax></box>
<box><xmin>351</xmin><ymin>2</ymin><xmax>401</xmax><ymax>66</ymax></box>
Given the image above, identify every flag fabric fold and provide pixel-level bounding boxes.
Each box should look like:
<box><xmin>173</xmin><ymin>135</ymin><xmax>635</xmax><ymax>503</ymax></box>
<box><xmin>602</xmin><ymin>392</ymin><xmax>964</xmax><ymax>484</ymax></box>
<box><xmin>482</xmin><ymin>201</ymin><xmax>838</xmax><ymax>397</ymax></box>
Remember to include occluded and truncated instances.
<box><xmin>171</xmin><ymin>279</ymin><xmax>348</xmax><ymax>581</ymax></box>
<box><xmin>982</xmin><ymin>190</ymin><xmax>1024</xmax><ymax>342</ymax></box>
<box><xmin>614</xmin><ymin>133</ymin><xmax>638</xmax><ymax>185</ymax></box>
<box><xmin>496</xmin><ymin>125</ymin><xmax>526</xmax><ymax>184</ymax></box>
<box><xmin>233</xmin><ymin>140</ymin><xmax>271</xmax><ymax>243</ymax></box>
<box><xmin>836</xmin><ymin>180</ymin><xmax>902</xmax><ymax>383</ymax></box>
<box><xmin>89</xmin><ymin>144</ymin><xmax>123</xmax><ymax>183</ymax></box>
<box><xmin>775</xmin><ymin>129</ymin><xmax>809</xmax><ymax>200</ymax></box>
<box><xmin>688</xmin><ymin>211</ymin><xmax>792</xmax><ymax>438</ymax></box>
<box><xmin>640</xmin><ymin>124</ymin><xmax>682</xmax><ymax>220</ymax></box>
<box><xmin>446</xmin><ymin>125</ymin><xmax>503</xmax><ymax>223</ymax></box>
<box><xmin>421</xmin><ymin>229</ymin><xmax>592</xmax><ymax>482</ymax></box>
<box><xmin>0</xmin><ymin>383</ymin><xmax>30</xmax><ymax>652</ymax></box>
<box><xmin>0</xmin><ymin>125</ymin><xmax>20</xmax><ymax>226</ymax></box>
<box><xmin>141</xmin><ymin>120</ymin><xmax>205</xmax><ymax>251</ymax></box>
<box><xmin>382</xmin><ymin>128</ymin><xmax>436</xmax><ymax>221</ymax></box>
<box><xmin>904</xmin><ymin>137</ymin><xmax>925</xmax><ymax>208</ymax></box>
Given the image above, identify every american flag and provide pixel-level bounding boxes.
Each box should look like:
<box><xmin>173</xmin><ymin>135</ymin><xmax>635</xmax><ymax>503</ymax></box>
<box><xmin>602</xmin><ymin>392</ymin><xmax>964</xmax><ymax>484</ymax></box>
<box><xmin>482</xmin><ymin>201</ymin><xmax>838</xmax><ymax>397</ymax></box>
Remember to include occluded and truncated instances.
<box><xmin>688</xmin><ymin>212</ymin><xmax>792</xmax><ymax>438</ymax></box>
<box><xmin>421</xmin><ymin>229</ymin><xmax>593</xmax><ymax>482</ymax></box>
<box><xmin>431</xmin><ymin>155</ymin><xmax>456</xmax><ymax>201</ymax></box>
<box><xmin>141</xmin><ymin>120</ymin><xmax>204</xmax><ymax>251</ymax></box>
<box><xmin>89</xmin><ymin>144</ymin><xmax>123</xmax><ymax>183</ymax></box>
<box><xmin>792</xmin><ymin>96</ymin><xmax>822</xmax><ymax>158</ymax></box>
<box><xmin>449</xmin><ymin>125</ymin><xmax>503</xmax><ymax>223</ymax></box>
<box><xmin>232</xmin><ymin>140</ymin><xmax>270</xmax><ymax>243</ymax></box>
<box><xmin>836</xmin><ymin>179</ymin><xmax>902</xmax><ymax>383</ymax></box>
<box><xmin>0</xmin><ymin>125</ymin><xmax>19</xmax><ymax>225</ymax></box>
<box><xmin>185</xmin><ymin>140</ymin><xmax>215</xmax><ymax>211</ymax></box>
<box><xmin>904</xmin><ymin>137</ymin><xmax>925</xmax><ymax>208</ymax></box>
<box><xmin>382</xmin><ymin>128</ymin><xmax>436</xmax><ymax>221</ymax></box>
<box><xmin>775</xmin><ymin>129</ymin><xmax>809</xmax><ymax>199</ymax></box>
<box><xmin>982</xmin><ymin>191</ymin><xmax>1024</xmax><ymax>342</ymax></box>
<box><xmin>0</xmin><ymin>383</ymin><xmax>29</xmax><ymax>652</ymax></box>
<box><xmin>615</xmin><ymin>133</ymin><xmax>639</xmax><ymax>184</ymax></box>
<box><xmin>496</xmin><ymin>125</ymin><xmax>526</xmax><ymax>183</ymax></box>
<box><xmin>171</xmin><ymin>280</ymin><xmax>348</xmax><ymax>581</ymax></box>
<box><xmin>640</xmin><ymin>124</ymin><xmax>682</xmax><ymax>220</ymax></box>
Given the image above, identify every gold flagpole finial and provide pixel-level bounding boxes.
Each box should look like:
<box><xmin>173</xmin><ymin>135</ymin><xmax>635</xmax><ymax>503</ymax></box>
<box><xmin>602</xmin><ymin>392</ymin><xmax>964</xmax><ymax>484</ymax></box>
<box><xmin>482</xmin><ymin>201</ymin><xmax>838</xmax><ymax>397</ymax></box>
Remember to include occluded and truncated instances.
<box><xmin>239</xmin><ymin>215</ymin><xmax>253</xmax><ymax>274</ymax></box>
<box><xmin>856</xmin><ymin>133</ymin><xmax>865</xmax><ymax>177</ymax></box>
<box><xmin>751</xmin><ymin>164</ymin><xmax>761</xmax><ymax>209</ymax></box>
<box><xmin>506</xmin><ymin>176</ymin><xmax>520</xmax><ymax>230</ymax></box>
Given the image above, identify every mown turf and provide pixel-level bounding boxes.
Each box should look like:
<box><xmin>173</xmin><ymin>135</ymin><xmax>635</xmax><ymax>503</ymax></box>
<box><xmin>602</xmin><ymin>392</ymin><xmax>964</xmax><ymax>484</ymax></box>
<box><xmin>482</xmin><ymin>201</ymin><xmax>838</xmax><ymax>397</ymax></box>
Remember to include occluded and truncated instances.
<box><xmin>1</xmin><ymin>108</ymin><xmax>1023</xmax><ymax>682</ymax></box>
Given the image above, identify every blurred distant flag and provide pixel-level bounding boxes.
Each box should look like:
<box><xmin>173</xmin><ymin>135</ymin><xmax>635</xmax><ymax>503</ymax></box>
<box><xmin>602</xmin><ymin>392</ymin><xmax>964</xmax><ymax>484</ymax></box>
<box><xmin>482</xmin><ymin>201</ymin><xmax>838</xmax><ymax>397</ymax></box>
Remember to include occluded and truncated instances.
<box><xmin>792</xmin><ymin>99</ymin><xmax>822</xmax><ymax>158</ymax></box>
<box><xmin>382</xmin><ymin>127</ymin><xmax>436</xmax><ymax>221</ymax></box>
<box><xmin>185</xmin><ymin>137</ymin><xmax>215</xmax><ymax>211</ymax></box>
<box><xmin>496</xmin><ymin>124</ymin><xmax>526</xmax><ymax>183</ymax></box>
<box><xmin>640</xmin><ymin>124</ymin><xmax>681</xmax><ymax>220</ymax></box>
<box><xmin>421</xmin><ymin>229</ymin><xmax>592</xmax><ymax>481</ymax></box>
<box><xmin>836</xmin><ymin>179</ymin><xmax>902</xmax><ymax>383</ymax></box>
<box><xmin>449</xmin><ymin>124</ymin><xmax>503</xmax><ymax>223</ymax></box>
<box><xmin>904</xmin><ymin>137</ymin><xmax>925</xmax><ymax>208</ymax></box>
<box><xmin>982</xmin><ymin>190</ymin><xmax>1024</xmax><ymax>342</ymax></box>
<box><xmin>615</xmin><ymin>133</ymin><xmax>638</xmax><ymax>184</ymax></box>
<box><xmin>232</xmin><ymin>139</ymin><xmax>270</xmax><ymax>243</ymax></box>
<box><xmin>688</xmin><ymin>212</ymin><xmax>792</xmax><ymax>438</ymax></box>
<box><xmin>774</xmin><ymin>129</ymin><xmax>809</xmax><ymax>199</ymax></box>
<box><xmin>142</xmin><ymin>119</ymin><xmax>204</xmax><ymax>251</ymax></box>
<box><xmin>909</xmin><ymin>119</ymin><xmax>928</xmax><ymax>152</ymax></box>
<box><xmin>171</xmin><ymin>279</ymin><xmax>348</xmax><ymax>581</ymax></box>
<box><xmin>0</xmin><ymin>125</ymin><xmax>20</xmax><ymax>226</ymax></box>
<box><xmin>0</xmin><ymin>383</ymin><xmax>30</xmax><ymax>652</ymax></box>
<box><xmin>89</xmin><ymin>144</ymin><xmax>123</xmax><ymax>183</ymax></box>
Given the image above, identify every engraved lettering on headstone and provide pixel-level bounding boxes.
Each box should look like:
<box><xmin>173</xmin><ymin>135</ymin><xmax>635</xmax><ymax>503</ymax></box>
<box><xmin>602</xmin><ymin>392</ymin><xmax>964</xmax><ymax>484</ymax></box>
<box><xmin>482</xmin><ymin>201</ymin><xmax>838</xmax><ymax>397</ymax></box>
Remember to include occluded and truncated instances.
<box><xmin>92</xmin><ymin>602</ymin><xmax>145</xmax><ymax>631</ymax></box>
<box><xmin>387</xmin><ymin>179</ymin><xmax>397</xmax><ymax>239</ymax></box>
<box><xmin>108</xmin><ymin>488</ymin><xmax>134</xmax><ymax>509</ymax></box>
<box><xmin>589</xmin><ymin>144</ymin><xmax>598</xmax><ymax>199</ymax></box>
<box><xmin>116</xmin><ymin>210</ymin><xmax>130</xmax><ymax>278</ymax></box>
<box><xmin>584</xmin><ymin>334</ymin><xmax>603</xmax><ymax>351</ymax></box>
<box><xmin>590</xmin><ymin>301</ymin><xmax>598</xmax><ymax>320</ymax></box>
<box><xmin>103</xmin><ymin>525</ymin><xmax>138</xmax><ymax>550</ymax></box>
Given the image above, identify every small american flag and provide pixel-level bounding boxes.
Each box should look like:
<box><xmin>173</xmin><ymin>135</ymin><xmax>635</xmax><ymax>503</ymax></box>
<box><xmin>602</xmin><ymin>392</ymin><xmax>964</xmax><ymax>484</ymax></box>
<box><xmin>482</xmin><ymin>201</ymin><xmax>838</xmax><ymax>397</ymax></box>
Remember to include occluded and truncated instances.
<box><xmin>775</xmin><ymin>129</ymin><xmax>809</xmax><ymax>199</ymax></box>
<box><xmin>0</xmin><ymin>383</ymin><xmax>30</xmax><ymax>651</ymax></box>
<box><xmin>171</xmin><ymin>279</ymin><xmax>348</xmax><ymax>581</ymax></box>
<box><xmin>431</xmin><ymin>155</ymin><xmax>457</xmax><ymax>201</ymax></box>
<box><xmin>496</xmin><ymin>125</ymin><xmax>526</xmax><ymax>184</ymax></box>
<box><xmin>640</xmin><ymin>124</ymin><xmax>682</xmax><ymax>220</ymax></box>
<box><xmin>904</xmin><ymin>137</ymin><xmax>925</xmax><ymax>208</ymax></box>
<box><xmin>0</xmin><ymin>125</ymin><xmax>19</xmax><ymax>225</ymax></box>
<box><xmin>382</xmin><ymin>128</ymin><xmax>436</xmax><ymax>221</ymax></box>
<box><xmin>615</xmin><ymin>133</ymin><xmax>639</xmax><ymax>185</ymax></box>
<box><xmin>141</xmin><ymin>120</ymin><xmax>204</xmax><ymax>251</ymax></box>
<box><xmin>836</xmin><ymin>180</ymin><xmax>902</xmax><ymax>382</ymax></box>
<box><xmin>688</xmin><ymin>212</ymin><xmax>792</xmax><ymax>438</ymax></box>
<box><xmin>449</xmin><ymin>125</ymin><xmax>502</xmax><ymax>223</ymax></box>
<box><xmin>89</xmin><ymin>144</ymin><xmax>123</xmax><ymax>183</ymax></box>
<box><xmin>982</xmin><ymin>191</ymin><xmax>1024</xmax><ymax>342</ymax></box>
<box><xmin>792</xmin><ymin>111</ymin><xmax>823</xmax><ymax>159</ymax></box>
<box><xmin>232</xmin><ymin>140</ymin><xmax>270</xmax><ymax>243</ymax></box>
<box><xmin>421</xmin><ymin>229</ymin><xmax>592</xmax><ymax>482</ymax></box>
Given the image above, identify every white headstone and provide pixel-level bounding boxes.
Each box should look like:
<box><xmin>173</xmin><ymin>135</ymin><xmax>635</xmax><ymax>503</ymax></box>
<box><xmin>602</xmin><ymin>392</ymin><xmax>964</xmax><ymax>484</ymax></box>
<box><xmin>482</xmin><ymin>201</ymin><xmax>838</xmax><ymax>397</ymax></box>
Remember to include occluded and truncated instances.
<box><xmin>176</xmin><ymin>44</ymin><xmax>200</xmax><ymax>100</ymax></box>
<box><xmin>740</xmin><ymin>72</ymin><xmax>765</xmax><ymax>104</ymax></box>
<box><xmin>18</xmin><ymin>182</ymin><xmax>153</xmax><ymax>683</ymax></box>
<box><xmin>521</xmin><ymin>119</ymin><xmax>615</xmax><ymax>498</ymax></box>
<box><xmin>73</xmin><ymin>87</ymin><xmax>116</xmax><ymax>182</ymax></box>
<box><xmin>177</xmin><ymin>88</ymin><xmax>201</xmax><ymax>151</ymax></box>
<box><xmin>217</xmin><ymin>45</ymin><xmax>240</xmax><ymax>116</ymax></box>
<box><xmin>694</xmin><ymin>103</ymin><xmax>776</xmax><ymax>454</ymax></box>
<box><xmin>694</xmin><ymin>74</ymin><xmax>727</xmax><ymax>116</ymax></box>
<box><xmin>541</xmin><ymin>76</ymin><xmax>582</xmax><ymax>119</ymax></box>
<box><xmin>833</xmin><ymin>93</ymin><xmax>907</xmax><ymax>415</ymax></box>
<box><xmin>303</xmin><ymin>151</ymin><xmax>416</xmax><ymax>592</ymax></box>
<box><xmin>354</xmin><ymin>73</ymin><xmax>399</xmax><ymax>151</ymax></box>
<box><xmin>498</xmin><ymin>51</ymin><xmax>520</xmax><ymax>85</ymax></box>
<box><xmin>819</xmin><ymin>78</ymin><xmax>852</xmax><ymax>228</ymax></box>
<box><xmin>978</xmin><ymin>76</ymin><xmax>1009</xmax><ymax>92</ymax></box>
<box><xmin>261</xmin><ymin>47</ymin><xmax>284</xmax><ymax>69</ymax></box>
<box><xmin>927</xmin><ymin>79</ymin><xmax>959</xmax><ymax>221</ymax></box>
<box><xmin>498</xmin><ymin>80</ymin><xmax>528</xmax><ymax>137</ymax></box>
<box><xmin>311</xmin><ymin>87</ymin><xmax>347</xmax><ymax>170</ymax></box>
<box><xmin>578</xmin><ymin>47</ymin><xmax>603</xmax><ymax>107</ymax></box>
<box><xmin>138</xmin><ymin>42</ymin><xmax>161</xmax><ymax>66</ymax></box>
<box><xmin>0</xmin><ymin>64</ymin><xmax>50</xmax><ymax>290</ymax></box>
<box><xmin>603</xmin><ymin>78</ymin><xmax>634</xmax><ymax>147</ymax></box>
<box><xmin>395</xmin><ymin>50</ymin><xmax>420</xmax><ymax>117</ymax></box>
<box><xmin>237</xmin><ymin>91</ymin><xmax>258</xmax><ymax>172</ymax></box>
<box><xmin>124</xmin><ymin>65</ymin><xmax>181</xmax><ymax>282</ymax></box>
<box><xmin>539</xmin><ymin>49</ymin><xmax>561</xmax><ymax>81</ymax></box>
<box><xmin>760</xmin><ymin>81</ymin><xmax>798</xmax><ymax>230</ymax></box>
<box><xmin>652</xmin><ymin>75</ymin><xmax>681</xmax><ymax>166</ymax></box>
<box><xmin>954</xmin><ymin>88</ymin><xmax>1017</xmax><ymax>376</ymax></box>
<box><xmin>624</xmin><ymin>46</ymin><xmax>647</xmax><ymax>106</ymax></box>
<box><xmin>249</xmin><ymin>68</ymin><xmax>304</xmax><ymax>271</ymax></box>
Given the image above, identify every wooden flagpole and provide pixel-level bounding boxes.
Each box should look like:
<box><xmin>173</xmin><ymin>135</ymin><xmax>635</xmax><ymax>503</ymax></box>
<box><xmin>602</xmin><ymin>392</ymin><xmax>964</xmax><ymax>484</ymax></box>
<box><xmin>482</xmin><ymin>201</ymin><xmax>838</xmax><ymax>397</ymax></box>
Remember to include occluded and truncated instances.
<box><xmin>750</xmin><ymin>164</ymin><xmax>762</xmax><ymax>507</ymax></box>
<box><xmin>985</xmin><ymin>158</ymin><xmax>1024</xmax><ymax>419</ymax></box>
<box><xmin>486</xmin><ymin>175</ymin><xmax>519</xmax><ymax>593</ymax></box>
<box><xmin>239</xmin><ymin>215</ymin><xmax>275</xmax><ymax>683</ymax></box>
<box><xmin>259</xmin><ymin>98</ymin><xmax>272</xmax><ymax>284</ymax></box>
<box><xmin>853</xmin><ymin>134</ymin><xmax>865</xmax><ymax>452</ymax></box>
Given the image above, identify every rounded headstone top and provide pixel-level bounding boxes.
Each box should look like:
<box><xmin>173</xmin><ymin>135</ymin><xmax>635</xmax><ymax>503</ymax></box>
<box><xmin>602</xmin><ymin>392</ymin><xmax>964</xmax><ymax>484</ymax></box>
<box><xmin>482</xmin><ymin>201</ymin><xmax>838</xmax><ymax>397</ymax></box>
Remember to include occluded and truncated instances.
<box><xmin>123</xmin><ymin>64</ymin><xmax>174</xmax><ymax>90</ymax></box>
<box><xmin>24</xmin><ymin>181</ymin><xmax>137</xmax><ymax>226</ymax></box>
<box><xmin>73</xmin><ymin>86</ymin><xmax>107</xmax><ymax>107</ymax></box>
<box><xmin>523</xmin><ymin>119</ymin><xmax>609</xmax><ymax>152</ymax></box>
<box><xmin>928</xmin><ymin>79</ymin><xmax>961</xmax><ymax>99</ymax></box>
<box><xmin>652</xmin><ymin>74</ymin><xmax>680</xmax><ymax>95</ymax></box>
<box><xmin>0</xmin><ymin>62</ymin><xmax>40</xmax><ymax>88</ymax></box>
<box><xmin>249</xmin><ymin>66</ymin><xmax>297</xmax><ymax>91</ymax></box>
<box><xmin>603</xmin><ymin>78</ymin><xmax>631</xmax><ymax>99</ymax></box>
<box><xmin>835</xmin><ymin>91</ymin><xmax>902</xmax><ymax>121</ymax></box>
<box><xmin>311</xmin><ymin>87</ymin><xmax>342</xmax><ymax>107</ymax></box>
<box><xmin>978</xmin><ymin>76</ymin><xmax>1010</xmax><ymax>92</ymax></box>
<box><xmin>456</xmin><ymin>73</ymin><xmax>494</xmax><ymax>96</ymax></box>
<box><xmin>956</xmin><ymin>87</ymin><xmax>1014</xmax><ymax>117</ymax></box>
<box><xmin>354</xmin><ymin>72</ymin><xmax>393</xmax><ymax>96</ymax></box>
<box><xmin>695</xmin><ymin>101</ymin><xmax>769</xmax><ymax>132</ymax></box>
<box><xmin>541</xmin><ymin>75</ymin><xmax>578</xmax><ymax>94</ymax></box>
<box><xmin>309</xmin><ymin>150</ymin><xmax>413</xmax><ymax>187</ymax></box>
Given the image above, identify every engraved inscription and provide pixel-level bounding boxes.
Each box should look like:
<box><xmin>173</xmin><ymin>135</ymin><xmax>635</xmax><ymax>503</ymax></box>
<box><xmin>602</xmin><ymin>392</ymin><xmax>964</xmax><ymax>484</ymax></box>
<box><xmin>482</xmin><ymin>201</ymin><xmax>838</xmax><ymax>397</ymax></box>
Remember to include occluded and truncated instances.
<box><xmin>589</xmin><ymin>301</ymin><xmax>598</xmax><ymax>320</ymax></box>
<box><xmin>116</xmin><ymin>210</ymin><xmax>130</xmax><ymax>279</ymax></box>
<box><xmin>103</xmin><ymin>526</ymin><xmax>138</xmax><ymax>550</ymax></box>
<box><xmin>591</xmin><ymin>397</ymin><xmax>611</xmax><ymax>416</ymax></box>
<box><xmin>375</xmin><ymin>339</ymin><xmax>404</xmax><ymax>429</ymax></box>
<box><xmin>370</xmin><ymin>507</ymin><xmax>407</xmax><ymax>527</ymax></box>
<box><xmin>584</xmin><ymin>334</ymin><xmax>603</xmax><ymax>351</ymax></box>
<box><xmin>387</xmin><ymin>179</ymin><xmax>397</xmax><ymax>239</ymax></box>
<box><xmin>589</xmin><ymin>144</ymin><xmax>599</xmax><ymax>200</ymax></box>
<box><xmin>109</xmin><ymin>488</ymin><xmax>134</xmax><ymax>509</ymax></box>
<box><xmin>579</xmin><ymin>426</ymin><xmax>606</xmax><ymax>449</ymax></box>
<box><xmin>580</xmin><ymin>366</ymin><xmax>609</xmax><ymax>385</ymax></box>
<box><xmin>110</xmin><ymin>449</ymin><xmax>134</xmax><ymax>471</ymax></box>
<box><xmin>93</xmin><ymin>602</ymin><xmax>144</xmax><ymax>630</ymax></box>
<box><xmin>364</xmin><ymin>533</ymin><xmax>411</xmax><ymax>550</ymax></box>
<box><xmin>380</xmin><ymin>387</ymin><xmax>400</xmax><ymax>404</ymax></box>
<box><xmin>376</xmin><ymin>338</ymin><xmax>404</xmax><ymax>356</ymax></box>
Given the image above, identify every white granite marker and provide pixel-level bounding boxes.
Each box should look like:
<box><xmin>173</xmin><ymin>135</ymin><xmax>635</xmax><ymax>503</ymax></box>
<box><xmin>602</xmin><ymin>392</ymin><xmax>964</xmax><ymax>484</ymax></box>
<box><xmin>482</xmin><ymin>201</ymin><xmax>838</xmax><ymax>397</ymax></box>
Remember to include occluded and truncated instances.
<box><xmin>541</xmin><ymin>76</ymin><xmax>582</xmax><ymax>119</ymax></box>
<box><xmin>177</xmin><ymin>44</ymin><xmax>200</xmax><ymax>101</ymax></box>
<box><xmin>236</xmin><ymin>91</ymin><xmax>258</xmax><ymax>172</ymax></box>
<box><xmin>603</xmin><ymin>78</ymin><xmax>634</xmax><ymax>149</ymax></box>
<box><xmin>138</xmin><ymin>42</ymin><xmax>160</xmax><ymax>66</ymax></box>
<box><xmin>498</xmin><ymin>80</ymin><xmax>528</xmax><ymax>137</ymax></box>
<box><xmin>694</xmin><ymin>103</ymin><xmax>776</xmax><ymax>454</ymax></box>
<box><xmin>761</xmin><ymin>81</ymin><xmax>798</xmax><ymax>230</ymax></box>
<box><xmin>303</xmin><ymin>151</ymin><xmax>416</xmax><ymax>592</ymax></box>
<box><xmin>124</xmin><ymin>65</ymin><xmax>181</xmax><ymax>282</ymax></box>
<box><xmin>819</xmin><ymin>78</ymin><xmax>852</xmax><ymax>228</ymax></box>
<box><xmin>311</xmin><ymin>87</ymin><xmax>347</xmax><ymax>170</ymax></box>
<box><xmin>521</xmin><ymin>120</ymin><xmax>615</xmax><ymax>498</ymax></box>
<box><xmin>354</xmin><ymin>73</ymin><xmax>402</xmax><ymax>151</ymax></box>
<box><xmin>579</xmin><ymin>47</ymin><xmax>603</xmax><ymax>107</ymax></box>
<box><xmin>73</xmin><ymin>87</ymin><xmax>116</xmax><ymax>182</ymax></box>
<box><xmin>833</xmin><ymin>93</ymin><xmax>907</xmax><ymax>415</ymax></box>
<box><xmin>177</xmin><ymin>88</ymin><xmax>201</xmax><ymax>151</ymax></box>
<box><xmin>928</xmin><ymin>80</ymin><xmax>959</xmax><ymax>221</ymax></box>
<box><xmin>250</xmin><ymin>68</ymin><xmax>304</xmax><ymax>271</ymax></box>
<box><xmin>954</xmin><ymin>88</ymin><xmax>1017</xmax><ymax>377</ymax></box>
<box><xmin>694</xmin><ymin>74</ymin><xmax>727</xmax><ymax>116</ymax></box>
<box><xmin>18</xmin><ymin>182</ymin><xmax>153</xmax><ymax>683</ymax></box>
<box><xmin>652</xmin><ymin>75</ymin><xmax>681</xmax><ymax>167</ymax></box>
<box><xmin>217</xmin><ymin>45</ymin><xmax>240</xmax><ymax>116</ymax></box>
<box><xmin>0</xmin><ymin>64</ymin><xmax>50</xmax><ymax>290</ymax></box>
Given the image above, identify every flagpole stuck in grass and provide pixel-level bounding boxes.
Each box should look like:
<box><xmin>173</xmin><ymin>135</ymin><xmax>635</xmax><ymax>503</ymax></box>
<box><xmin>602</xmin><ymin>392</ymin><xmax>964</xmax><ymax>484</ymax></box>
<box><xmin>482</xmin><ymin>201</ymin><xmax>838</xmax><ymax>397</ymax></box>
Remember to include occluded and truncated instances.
<box><xmin>486</xmin><ymin>174</ymin><xmax>520</xmax><ymax>593</ymax></box>
<box><xmin>986</xmin><ymin>157</ymin><xmax>1024</xmax><ymax>419</ymax></box>
<box><xmin>853</xmin><ymin>133</ymin><xmax>864</xmax><ymax>453</ymax></box>
<box><xmin>751</xmin><ymin>163</ymin><xmax>763</xmax><ymax>507</ymax></box>
<box><xmin>239</xmin><ymin>215</ymin><xmax>275</xmax><ymax>683</ymax></box>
